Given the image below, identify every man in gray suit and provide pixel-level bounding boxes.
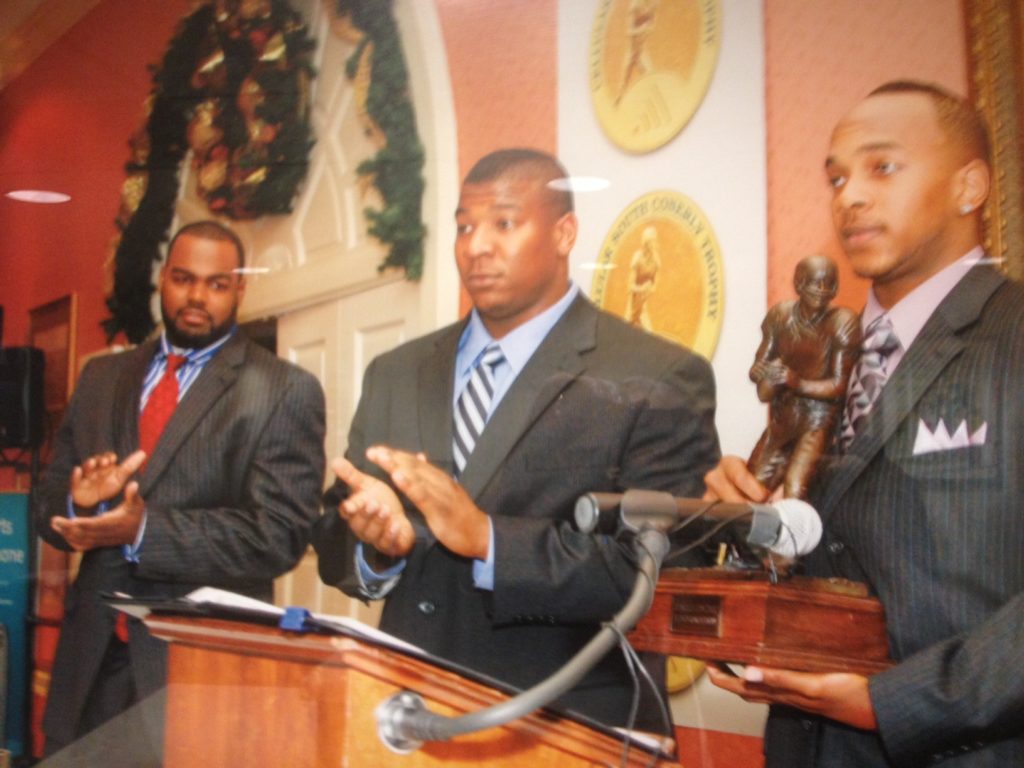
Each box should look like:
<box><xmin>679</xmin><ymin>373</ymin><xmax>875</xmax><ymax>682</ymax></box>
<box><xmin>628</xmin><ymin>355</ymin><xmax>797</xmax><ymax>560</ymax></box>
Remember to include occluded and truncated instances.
<box><xmin>705</xmin><ymin>82</ymin><xmax>1024</xmax><ymax>765</ymax></box>
<box><xmin>36</xmin><ymin>220</ymin><xmax>326</xmax><ymax>761</ymax></box>
<box><xmin>313</xmin><ymin>148</ymin><xmax>720</xmax><ymax>733</ymax></box>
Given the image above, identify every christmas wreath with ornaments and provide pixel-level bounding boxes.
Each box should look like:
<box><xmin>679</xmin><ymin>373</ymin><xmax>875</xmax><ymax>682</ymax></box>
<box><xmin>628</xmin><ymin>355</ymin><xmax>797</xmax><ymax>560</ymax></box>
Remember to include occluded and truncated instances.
<box><xmin>105</xmin><ymin>0</ymin><xmax>425</xmax><ymax>343</ymax></box>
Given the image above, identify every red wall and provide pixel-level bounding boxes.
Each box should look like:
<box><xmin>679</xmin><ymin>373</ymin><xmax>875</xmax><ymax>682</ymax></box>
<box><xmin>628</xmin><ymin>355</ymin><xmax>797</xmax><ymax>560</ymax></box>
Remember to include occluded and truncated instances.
<box><xmin>0</xmin><ymin>0</ymin><xmax>193</xmax><ymax>359</ymax></box>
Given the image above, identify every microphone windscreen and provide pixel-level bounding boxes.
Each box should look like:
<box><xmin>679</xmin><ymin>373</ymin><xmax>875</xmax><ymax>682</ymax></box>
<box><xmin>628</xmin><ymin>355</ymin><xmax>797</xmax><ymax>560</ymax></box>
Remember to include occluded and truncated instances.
<box><xmin>771</xmin><ymin>498</ymin><xmax>823</xmax><ymax>557</ymax></box>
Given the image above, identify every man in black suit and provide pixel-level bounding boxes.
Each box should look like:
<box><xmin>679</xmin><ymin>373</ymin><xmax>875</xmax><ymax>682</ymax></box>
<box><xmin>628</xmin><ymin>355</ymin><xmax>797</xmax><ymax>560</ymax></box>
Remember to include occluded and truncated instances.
<box><xmin>36</xmin><ymin>220</ymin><xmax>326</xmax><ymax>762</ymax></box>
<box><xmin>705</xmin><ymin>82</ymin><xmax>1024</xmax><ymax>765</ymax></box>
<box><xmin>313</xmin><ymin>148</ymin><xmax>720</xmax><ymax>732</ymax></box>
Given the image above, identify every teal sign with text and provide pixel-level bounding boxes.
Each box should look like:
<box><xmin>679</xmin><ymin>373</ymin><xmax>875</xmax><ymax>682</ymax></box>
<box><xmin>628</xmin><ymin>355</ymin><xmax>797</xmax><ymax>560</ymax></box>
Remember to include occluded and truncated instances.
<box><xmin>0</xmin><ymin>493</ymin><xmax>29</xmax><ymax>755</ymax></box>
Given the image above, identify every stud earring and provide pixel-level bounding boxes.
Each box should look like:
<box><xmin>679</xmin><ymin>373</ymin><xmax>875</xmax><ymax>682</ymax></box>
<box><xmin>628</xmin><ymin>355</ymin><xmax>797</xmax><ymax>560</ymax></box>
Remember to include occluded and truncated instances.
<box><xmin>959</xmin><ymin>204</ymin><xmax>974</xmax><ymax>215</ymax></box>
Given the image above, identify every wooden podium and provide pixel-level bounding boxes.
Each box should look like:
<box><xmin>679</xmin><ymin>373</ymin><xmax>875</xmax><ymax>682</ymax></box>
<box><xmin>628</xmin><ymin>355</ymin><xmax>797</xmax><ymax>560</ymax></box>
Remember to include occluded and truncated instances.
<box><xmin>145</xmin><ymin>615</ymin><xmax>677</xmax><ymax>767</ymax></box>
<box><xmin>629</xmin><ymin>568</ymin><xmax>893</xmax><ymax>675</ymax></box>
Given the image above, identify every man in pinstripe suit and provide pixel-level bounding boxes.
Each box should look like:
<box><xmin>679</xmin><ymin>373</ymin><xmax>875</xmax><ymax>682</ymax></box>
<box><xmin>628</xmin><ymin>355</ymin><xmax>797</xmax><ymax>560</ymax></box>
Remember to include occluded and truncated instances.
<box><xmin>35</xmin><ymin>221</ymin><xmax>326</xmax><ymax>762</ymax></box>
<box><xmin>705</xmin><ymin>82</ymin><xmax>1024</xmax><ymax>765</ymax></box>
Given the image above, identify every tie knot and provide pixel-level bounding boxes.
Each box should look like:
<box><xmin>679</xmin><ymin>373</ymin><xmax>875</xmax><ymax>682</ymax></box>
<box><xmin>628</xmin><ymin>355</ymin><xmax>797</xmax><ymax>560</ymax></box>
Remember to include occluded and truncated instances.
<box><xmin>166</xmin><ymin>354</ymin><xmax>187</xmax><ymax>373</ymax></box>
<box><xmin>479</xmin><ymin>343</ymin><xmax>504</xmax><ymax>370</ymax></box>
<box><xmin>862</xmin><ymin>316</ymin><xmax>899</xmax><ymax>356</ymax></box>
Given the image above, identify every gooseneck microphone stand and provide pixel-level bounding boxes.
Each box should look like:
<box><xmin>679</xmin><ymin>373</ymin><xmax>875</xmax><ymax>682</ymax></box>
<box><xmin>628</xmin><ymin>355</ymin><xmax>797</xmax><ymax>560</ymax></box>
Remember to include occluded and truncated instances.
<box><xmin>375</xmin><ymin>511</ymin><xmax>675</xmax><ymax>753</ymax></box>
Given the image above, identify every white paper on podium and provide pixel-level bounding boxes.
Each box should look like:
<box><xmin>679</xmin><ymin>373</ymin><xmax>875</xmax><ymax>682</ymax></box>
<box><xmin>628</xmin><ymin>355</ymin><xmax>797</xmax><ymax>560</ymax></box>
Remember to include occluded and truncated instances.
<box><xmin>182</xmin><ymin>585</ymin><xmax>426</xmax><ymax>655</ymax></box>
<box><xmin>109</xmin><ymin>586</ymin><xmax>424</xmax><ymax>656</ymax></box>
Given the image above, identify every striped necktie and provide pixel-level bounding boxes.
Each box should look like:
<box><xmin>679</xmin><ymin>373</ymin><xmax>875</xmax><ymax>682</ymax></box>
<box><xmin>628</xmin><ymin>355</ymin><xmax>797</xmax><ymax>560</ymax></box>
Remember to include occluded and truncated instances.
<box><xmin>453</xmin><ymin>343</ymin><xmax>504</xmax><ymax>474</ymax></box>
<box><xmin>840</xmin><ymin>315</ymin><xmax>900</xmax><ymax>449</ymax></box>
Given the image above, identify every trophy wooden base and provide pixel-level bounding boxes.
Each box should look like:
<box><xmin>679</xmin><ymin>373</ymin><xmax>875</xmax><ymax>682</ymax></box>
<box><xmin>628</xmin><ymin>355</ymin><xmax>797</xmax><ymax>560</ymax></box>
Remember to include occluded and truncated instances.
<box><xmin>629</xmin><ymin>568</ymin><xmax>893</xmax><ymax>675</ymax></box>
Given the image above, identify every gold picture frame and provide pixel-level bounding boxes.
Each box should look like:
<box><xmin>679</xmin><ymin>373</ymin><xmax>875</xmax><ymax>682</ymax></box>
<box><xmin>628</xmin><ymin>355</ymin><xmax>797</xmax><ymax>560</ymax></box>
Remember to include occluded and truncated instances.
<box><xmin>965</xmin><ymin>0</ymin><xmax>1024</xmax><ymax>281</ymax></box>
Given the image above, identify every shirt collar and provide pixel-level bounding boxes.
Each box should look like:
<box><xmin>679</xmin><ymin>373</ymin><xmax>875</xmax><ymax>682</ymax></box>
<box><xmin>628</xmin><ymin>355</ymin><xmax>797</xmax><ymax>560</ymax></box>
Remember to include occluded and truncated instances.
<box><xmin>158</xmin><ymin>326</ymin><xmax>236</xmax><ymax>364</ymax></box>
<box><xmin>862</xmin><ymin>245</ymin><xmax>984</xmax><ymax>351</ymax></box>
<box><xmin>457</xmin><ymin>283</ymin><xmax>579</xmax><ymax>376</ymax></box>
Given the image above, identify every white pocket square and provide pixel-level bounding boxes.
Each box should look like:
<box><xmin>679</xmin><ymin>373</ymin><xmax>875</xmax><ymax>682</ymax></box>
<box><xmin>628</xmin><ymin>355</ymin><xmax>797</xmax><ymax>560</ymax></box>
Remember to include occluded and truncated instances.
<box><xmin>912</xmin><ymin>418</ymin><xmax>987</xmax><ymax>455</ymax></box>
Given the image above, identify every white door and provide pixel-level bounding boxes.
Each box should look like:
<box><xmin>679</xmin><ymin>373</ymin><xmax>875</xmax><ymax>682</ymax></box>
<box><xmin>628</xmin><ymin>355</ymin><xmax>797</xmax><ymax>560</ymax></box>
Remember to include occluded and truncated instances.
<box><xmin>170</xmin><ymin>1</ymin><xmax>458</xmax><ymax>622</ymax></box>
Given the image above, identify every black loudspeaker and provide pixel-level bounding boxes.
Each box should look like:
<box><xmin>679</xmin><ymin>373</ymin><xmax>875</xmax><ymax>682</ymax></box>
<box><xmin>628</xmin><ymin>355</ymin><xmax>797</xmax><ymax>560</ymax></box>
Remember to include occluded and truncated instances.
<box><xmin>0</xmin><ymin>347</ymin><xmax>45</xmax><ymax>450</ymax></box>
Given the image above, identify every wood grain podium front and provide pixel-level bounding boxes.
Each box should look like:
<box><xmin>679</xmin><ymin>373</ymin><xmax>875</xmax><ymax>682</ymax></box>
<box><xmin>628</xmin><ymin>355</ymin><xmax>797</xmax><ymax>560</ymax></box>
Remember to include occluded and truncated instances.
<box><xmin>145</xmin><ymin>615</ymin><xmax>676</xmax><ymax>767</ymax></box>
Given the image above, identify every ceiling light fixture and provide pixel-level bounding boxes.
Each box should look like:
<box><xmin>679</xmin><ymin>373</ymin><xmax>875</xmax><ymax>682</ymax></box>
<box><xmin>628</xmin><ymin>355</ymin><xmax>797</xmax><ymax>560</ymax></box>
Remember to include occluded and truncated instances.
<box><xmin>6</xmin><ymin>190</ymin><xmax>72</xmax><ymax>204</ymax></box>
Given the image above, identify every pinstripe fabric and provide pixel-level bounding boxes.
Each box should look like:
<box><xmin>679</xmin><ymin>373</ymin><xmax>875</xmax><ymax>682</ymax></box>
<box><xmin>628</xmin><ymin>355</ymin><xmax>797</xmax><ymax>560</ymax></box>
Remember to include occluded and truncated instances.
<box><xmin>34</xmin><ymin>332</ymin><xmax>326</xmax><ymax>753</ymax></box>
<box><xmin>765</xmin><ymin>266</ymin><xmax>1024</xmax><ymax>767</ymax></box>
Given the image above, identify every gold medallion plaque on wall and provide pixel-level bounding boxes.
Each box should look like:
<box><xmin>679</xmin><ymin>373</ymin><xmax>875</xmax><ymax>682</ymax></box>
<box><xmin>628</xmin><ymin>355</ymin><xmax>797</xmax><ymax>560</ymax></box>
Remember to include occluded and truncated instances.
<box><xmin>591</xmin><ymin>191</ymin><xmax>724</xmax><ymax>359</ymax></box>
<box><xmin>589</xmin><ymin>0</ymin><xmax>722</xmax><ymax>153</ymax></box>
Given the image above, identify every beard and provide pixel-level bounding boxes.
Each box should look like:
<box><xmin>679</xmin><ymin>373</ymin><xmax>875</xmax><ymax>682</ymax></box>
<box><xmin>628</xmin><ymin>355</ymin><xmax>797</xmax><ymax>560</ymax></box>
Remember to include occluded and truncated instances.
<box><xmin>161</xmin><ymin>303</ymin><xmax>237</xmax><ymax>349</ymax></box>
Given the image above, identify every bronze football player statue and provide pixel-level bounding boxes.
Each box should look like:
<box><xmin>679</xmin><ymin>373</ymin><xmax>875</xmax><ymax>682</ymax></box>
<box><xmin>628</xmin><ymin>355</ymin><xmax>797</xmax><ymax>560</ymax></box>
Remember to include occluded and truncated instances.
<box><xmin>747</xmin><ymin>255</ymin><xmax>860</xmax><ymax>498</ymax></box>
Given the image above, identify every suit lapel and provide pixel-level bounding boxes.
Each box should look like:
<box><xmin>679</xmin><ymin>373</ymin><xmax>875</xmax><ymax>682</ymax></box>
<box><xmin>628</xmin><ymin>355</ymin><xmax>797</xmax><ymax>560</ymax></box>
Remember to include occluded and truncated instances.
<box><xmin>138</xmin><ymin>334</ymin><xmax>246</xmax><ymax>493</ymax></box>
<box><xmin>818</xmin><ymin>265</ymin><xmax>1005</xmax><ymax>515</ymax></box>
<box><xmin>417</xmin><ymin>325</ymin><xmax>462</xmax><ymax>471</ymax></box>
<box><xmin>113</xmin><ymin>342</ymin><xmax>156</xmax><ymax>459</ymax></box>
<box><xmin>459</xmin><ymin>297</ymin><xmax>595</xmax><ymax>499</ymax></box>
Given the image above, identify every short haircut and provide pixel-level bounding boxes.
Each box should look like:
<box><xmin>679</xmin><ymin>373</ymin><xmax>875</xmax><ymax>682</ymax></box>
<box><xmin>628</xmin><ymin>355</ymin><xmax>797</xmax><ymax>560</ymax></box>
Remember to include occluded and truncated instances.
<box><xmin>464</xmin><ymin>148</ymin><xmax>574</xmax><ymax>216</ymax></box>
<box><xmin>869</xmin><ymin>80</ymin><xmax>991</xmax><ymax>166</ymax></box>
<box><xmin>167</xmin><ymin>220</ymin><xmax>246</xmax><ymax>270</ymax></box>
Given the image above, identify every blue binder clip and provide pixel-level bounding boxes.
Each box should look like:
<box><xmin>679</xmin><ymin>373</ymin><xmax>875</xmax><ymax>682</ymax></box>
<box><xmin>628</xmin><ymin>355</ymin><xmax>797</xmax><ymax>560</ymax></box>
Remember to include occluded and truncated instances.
<box><xmin>279</xmin><ymin>606</ymin><xmax>312</xmax><ymax>633</ymax></box>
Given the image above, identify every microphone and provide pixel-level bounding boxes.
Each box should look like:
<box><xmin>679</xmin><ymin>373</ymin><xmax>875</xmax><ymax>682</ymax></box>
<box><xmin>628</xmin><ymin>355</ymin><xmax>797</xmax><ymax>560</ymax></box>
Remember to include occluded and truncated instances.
<box><xmin>574</xmin><ymin>489</ymin><xmax>822</xmax><ymax>558</ymax></box>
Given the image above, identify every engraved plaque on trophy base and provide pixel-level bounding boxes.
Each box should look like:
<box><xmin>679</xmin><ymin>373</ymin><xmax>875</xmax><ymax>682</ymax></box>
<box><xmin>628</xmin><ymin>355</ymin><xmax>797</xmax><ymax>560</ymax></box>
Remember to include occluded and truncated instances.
<box><xmin>629</xmin><ymin>568</ymin><xmax>893</xmax><ymax>675</ymax></box>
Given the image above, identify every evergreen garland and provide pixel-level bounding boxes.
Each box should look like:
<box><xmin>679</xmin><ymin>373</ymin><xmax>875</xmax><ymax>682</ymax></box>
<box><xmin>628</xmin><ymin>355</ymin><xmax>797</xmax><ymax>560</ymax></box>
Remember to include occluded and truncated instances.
<box><xmin>103</xmin><ymin>6</ymin><xmax>212</xmax><ymax>343</ymax></box>
<box><xmin>340</xmin><ymin>0</ymin><xmax>426</xmax><ymax>279</ymax></box>
<box><xmin>104</xmin><ymin>0</ymin><xmax>426</xmax><ymax>343</ymax></box>
<box><xmin>104</xmin><ymin>1</ymin><xmax>315</xmax><ymax>342</ymax></box>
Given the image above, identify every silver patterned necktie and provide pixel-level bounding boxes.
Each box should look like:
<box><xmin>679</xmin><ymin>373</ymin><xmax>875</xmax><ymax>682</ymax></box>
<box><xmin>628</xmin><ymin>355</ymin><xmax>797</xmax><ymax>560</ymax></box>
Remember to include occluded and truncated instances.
<box><xmin>840</xmin><ymin>315</ymin><xmax>900</xmax><ymax>449</ymax></box>
<box><xmin>453</xmin><ymin>342</ymin><xmax>505</xmax><ymax>474</ymax></box>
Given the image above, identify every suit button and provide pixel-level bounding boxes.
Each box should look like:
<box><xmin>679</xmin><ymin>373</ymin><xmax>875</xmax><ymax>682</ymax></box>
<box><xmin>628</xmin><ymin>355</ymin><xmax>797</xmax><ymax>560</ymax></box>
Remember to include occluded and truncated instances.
<box><xmin>417</xmin><ymin>600</ymin><xmax>436</xmax><ymax>615</ymax></box>
<box><xmin>800</xmin><ymin>719</ymin><xmax>814</xmax><ymax>732</ymax></box>
<box><xmin>826</xmin><ymin>541</ymin><xmax>845</xmax><ymax>555</ymax></box>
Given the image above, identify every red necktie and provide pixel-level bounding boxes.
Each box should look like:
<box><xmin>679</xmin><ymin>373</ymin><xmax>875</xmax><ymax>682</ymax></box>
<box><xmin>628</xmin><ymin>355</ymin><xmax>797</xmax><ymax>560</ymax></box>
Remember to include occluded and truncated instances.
<box><xmin>114</xmin><ymin>611</ymin><xmax>130</xmax><ymax>643</ymax></box>
<box><xmin>138</xmin><ymin>354</ymin><xmax>186</xmax><ymax>461</ymax></box>
<box><xmin>116</xmin><ymin>354</ymin><xmax>185</xmax><ymax>642</ymax></box>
